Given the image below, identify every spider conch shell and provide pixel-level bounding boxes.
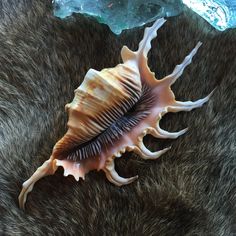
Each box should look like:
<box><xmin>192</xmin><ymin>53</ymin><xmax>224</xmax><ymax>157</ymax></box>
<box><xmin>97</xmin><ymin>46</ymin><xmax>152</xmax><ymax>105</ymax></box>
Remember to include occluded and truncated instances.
<box><xmin>19</xmin><ymin>18</ymin><xmax>213</xmax><ymax>209</ymax></box>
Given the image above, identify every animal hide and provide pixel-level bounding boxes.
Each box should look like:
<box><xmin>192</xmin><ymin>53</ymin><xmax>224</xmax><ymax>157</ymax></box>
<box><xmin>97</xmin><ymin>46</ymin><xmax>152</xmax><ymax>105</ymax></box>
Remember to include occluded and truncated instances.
<box><xmin>0</xmin><ymin>0</ymin><xmax>235</xmax><ymax>235</ymax></box>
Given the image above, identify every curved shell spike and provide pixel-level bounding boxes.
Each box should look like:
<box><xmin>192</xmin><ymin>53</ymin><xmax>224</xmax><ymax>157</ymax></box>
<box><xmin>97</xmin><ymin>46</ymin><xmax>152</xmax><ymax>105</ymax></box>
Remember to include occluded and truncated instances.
<box><xmin>161</xmin><ymin>42</ymin><xmax>202</xmax><ymax>86</ymax></box>
<box><xmin>156</xmin><ymin>121</ymin><xmax>189</xmax><ymax>139</ymax></box>
<box><xmin>18</xmin><ymin>158</ymin><xmax>58</xmax><ymax>210</ymax></box>
<box><xmin>133</xmin><ymin>144</ymin><xmax>171</xmax><ymax>160</ymax></box>
<box><xmin>103</xmin><ymin>159</ymin><xmax>138</xmax><ymax>186</ymax></box>
<box><xmin>19</xmin><ymin>18</ymin><xmax>213</xmax><ymax>210</ymax></box>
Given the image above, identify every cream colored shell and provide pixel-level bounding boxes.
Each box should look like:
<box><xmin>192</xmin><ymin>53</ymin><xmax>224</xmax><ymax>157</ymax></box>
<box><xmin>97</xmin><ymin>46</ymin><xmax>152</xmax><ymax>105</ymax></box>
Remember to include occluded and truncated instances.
<box><xmin>65</xmin><ymin>64</ymin><xmax>142</xmax><ymax>145</ymax></box>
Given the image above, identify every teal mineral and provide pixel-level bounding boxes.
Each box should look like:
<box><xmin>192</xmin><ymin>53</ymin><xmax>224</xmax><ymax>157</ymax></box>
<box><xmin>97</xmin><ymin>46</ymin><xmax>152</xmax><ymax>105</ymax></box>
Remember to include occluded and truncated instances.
<box><xmin>183</xmin><ymin>0</ymin><xmax>236</xmax><ymax>30</ymax></box>
<box><xmin>53</xmin><ymin>0</ymin><xmax>183</xmax><ymax>34</ymax></box>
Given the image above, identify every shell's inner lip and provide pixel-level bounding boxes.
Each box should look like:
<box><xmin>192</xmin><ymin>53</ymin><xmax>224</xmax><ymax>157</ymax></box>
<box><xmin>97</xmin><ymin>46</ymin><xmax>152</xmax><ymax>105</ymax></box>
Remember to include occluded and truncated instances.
<box><xmin>62</xmin><ymin>83</ymin><xmax>155</xmax><ymax>162</ymax></box>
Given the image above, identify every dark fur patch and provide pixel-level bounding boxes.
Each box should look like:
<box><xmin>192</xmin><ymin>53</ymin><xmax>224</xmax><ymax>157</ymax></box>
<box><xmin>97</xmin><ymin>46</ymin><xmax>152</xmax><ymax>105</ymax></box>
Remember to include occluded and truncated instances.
<box><xmin>0</xmin><ymin>1</ymin><xmax>236</xmax><ymax>235</ymax></box>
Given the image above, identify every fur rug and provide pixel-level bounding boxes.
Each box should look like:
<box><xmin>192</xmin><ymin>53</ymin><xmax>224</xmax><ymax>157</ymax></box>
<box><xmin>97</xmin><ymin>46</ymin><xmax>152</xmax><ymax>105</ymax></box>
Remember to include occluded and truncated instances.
<box><xmin>0</xmin><ymin>1</ymin><xmax>235</xmax><ymax>235</ymax></box>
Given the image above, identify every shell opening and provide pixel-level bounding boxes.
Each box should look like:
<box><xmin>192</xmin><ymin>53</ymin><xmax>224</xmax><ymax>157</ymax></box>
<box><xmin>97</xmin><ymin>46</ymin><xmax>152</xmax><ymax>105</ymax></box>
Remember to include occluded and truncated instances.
<box><xmin>62</xmin><ymin>84</ymin><xmax>156</xmax><ymax>162</ymax></box>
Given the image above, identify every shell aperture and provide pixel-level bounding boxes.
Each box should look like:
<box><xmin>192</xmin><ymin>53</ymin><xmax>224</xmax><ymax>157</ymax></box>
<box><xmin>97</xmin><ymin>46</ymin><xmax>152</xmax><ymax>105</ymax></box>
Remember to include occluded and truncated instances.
<box><xmin>19</xmin><ymin>18</ymin><xmax>212</xmax><ymax>209</ymax></box>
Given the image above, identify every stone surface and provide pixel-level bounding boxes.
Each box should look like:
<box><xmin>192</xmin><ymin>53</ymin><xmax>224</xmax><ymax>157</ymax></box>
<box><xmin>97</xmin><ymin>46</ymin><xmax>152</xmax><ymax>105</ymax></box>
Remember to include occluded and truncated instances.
<box><xmin>53</xmin><ymin>0</ymin><xmax>183</xmax><ymax>34</ymax></box>
<box><xmin>183</xmin><ymin>0</ymin><xmax>236</xmax><ymax>31</ymax></box>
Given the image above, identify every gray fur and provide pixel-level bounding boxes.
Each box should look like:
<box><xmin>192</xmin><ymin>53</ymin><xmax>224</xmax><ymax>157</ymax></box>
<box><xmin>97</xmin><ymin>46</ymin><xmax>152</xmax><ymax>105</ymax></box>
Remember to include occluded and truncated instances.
<box><xmin>0</xmin><ymin>1</ymin><xmax>235</xmax><ymax>235</ymax></box>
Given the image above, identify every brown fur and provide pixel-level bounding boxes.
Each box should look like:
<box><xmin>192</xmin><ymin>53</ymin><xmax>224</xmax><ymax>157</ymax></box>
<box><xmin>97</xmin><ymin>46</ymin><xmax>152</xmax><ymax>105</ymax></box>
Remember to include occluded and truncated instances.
<box><xmin>0</xmin><ymin>1</ymin><xmax>235</xmax><ymax>235</ymax></box>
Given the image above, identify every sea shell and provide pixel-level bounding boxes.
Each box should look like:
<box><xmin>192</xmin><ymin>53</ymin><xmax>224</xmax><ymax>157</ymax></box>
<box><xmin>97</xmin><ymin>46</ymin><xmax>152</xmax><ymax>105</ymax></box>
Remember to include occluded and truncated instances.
<box><xmin>19</xmin><ymin>18</ymin><xmax>212</xmax><ymax>209</ymax></box>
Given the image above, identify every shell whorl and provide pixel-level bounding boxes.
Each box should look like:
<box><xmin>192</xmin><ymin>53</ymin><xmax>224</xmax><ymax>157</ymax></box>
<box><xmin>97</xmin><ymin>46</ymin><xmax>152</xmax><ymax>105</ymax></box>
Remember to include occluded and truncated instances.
<box><xmin>65</xmin><ymin>63</ymin><xmax>142</xmax><ymax>145</ymax></box>
<box><xmin>56</xmin><ymin>18</ymin><xmax>168</xmax><ymax>148</ymax></box>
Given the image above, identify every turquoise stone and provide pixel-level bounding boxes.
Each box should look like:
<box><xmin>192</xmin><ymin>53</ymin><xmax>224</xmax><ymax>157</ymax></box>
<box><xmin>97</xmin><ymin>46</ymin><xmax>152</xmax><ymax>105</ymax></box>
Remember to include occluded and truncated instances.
<box><xmin>53</xmin><ymin>0</ymin><xmax>183</xmax><ymax>34</ymax></box>
<box><xmin>183</xmin><ymin>0</ymin><xmax>236</xmax><ymax>31</ymax></box>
